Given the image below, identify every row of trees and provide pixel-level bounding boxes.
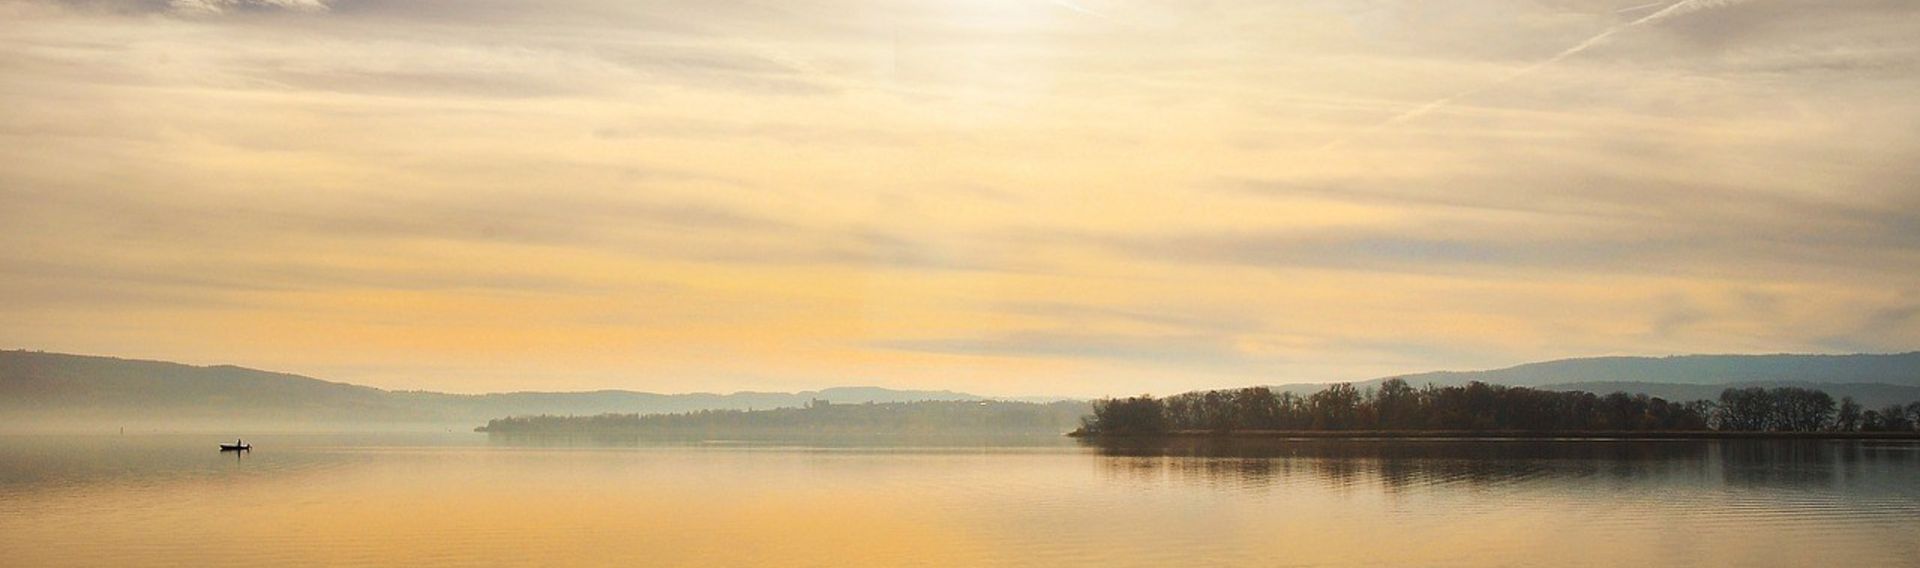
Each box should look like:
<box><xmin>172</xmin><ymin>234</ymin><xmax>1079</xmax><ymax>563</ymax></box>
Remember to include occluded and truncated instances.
<box><xmin>478</xmin><ymin>400</ymin><xmax>1089</xmax><ymax>435</ymax></box>
<box><xmin>1080</xmin><ymin>381</ymin><xmax>1920</xmax><ymax>435</ymax></box>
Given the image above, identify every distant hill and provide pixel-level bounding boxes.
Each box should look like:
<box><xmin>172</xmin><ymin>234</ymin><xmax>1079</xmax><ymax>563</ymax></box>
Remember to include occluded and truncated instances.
<box><xmin>1385</xmin><ymin>353</ymin><xmax>1920</xmax><ymax>388</ymax></box>
<box><xmin>1266</xmin><ymin>353</ymin><xmax>1920</xmax><ymax>408</ymax></box>
<box><xmin>10</xmin><ymin>349</ymin><xmax>1920</xmax><ymax>431</ymax></box>
<box><xmin>0</xmin><ymin>350</ymin><xmax>994</xmax><ymax>430</ymax></box>
<box><xmin>477</xmin><ymin>400</ymin><xmax>1090</xmax><ymax>436</ymax></box>
<box><xmin>1535</xmin><ymin>381</ymin><xmax>1920</xmax><ymax>410</ymax></box>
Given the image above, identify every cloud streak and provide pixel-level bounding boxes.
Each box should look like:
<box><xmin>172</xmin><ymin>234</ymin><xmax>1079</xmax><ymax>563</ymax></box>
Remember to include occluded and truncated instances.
<box><xmin>1320</xmin><ymin>0</ymin><xmax>1748</xmax><ymax>150</ymax></box>
<box><xmin>170</xmin><ymin>0</ymin><xmax>330</xmax><ymax>15</ymax></box>
<box><xmin>1047</xmin><ymin>0</ymin><xmax>1110</xmax><ymax>20</ymax></box>
<box><xmin>2</xmin><ymin>0</ymin><xmax>1916</xmax><ymax>395</ymax></box>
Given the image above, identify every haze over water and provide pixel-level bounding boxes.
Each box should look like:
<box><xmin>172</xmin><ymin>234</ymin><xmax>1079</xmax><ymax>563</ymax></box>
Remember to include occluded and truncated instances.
<box><xmin>3</xmin><ymin>434</ymin><xmax>1916</xmax><ymax>567</ymax></box>
<box><xmin>6</xmin><ymin>0</ymin><xmax>1920</xmax><ymax>564</ymax></box>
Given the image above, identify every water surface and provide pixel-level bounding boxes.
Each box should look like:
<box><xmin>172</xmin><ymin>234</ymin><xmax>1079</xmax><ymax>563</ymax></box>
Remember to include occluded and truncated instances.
<box><xmin>2</xmin><ymin>434</ymin><xmax>1916</xmax><ymax>567</ymax></box>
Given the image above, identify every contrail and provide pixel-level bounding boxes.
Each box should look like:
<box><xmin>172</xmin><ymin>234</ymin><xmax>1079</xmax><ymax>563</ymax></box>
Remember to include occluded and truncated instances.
<box><xmin>1318</xmin><ymin>0</ymin><xmax>1740</xmax><ymax>151</ymax></box>
<box><xmin>1616</xmin><ymin>2</ymin><xmax>1666</xmax><ymax>14</ymax></box>
<box><xmin>1049</xmin><ymin>0</ymin><xmax>1110</xmax><ymax>19</ymax></box>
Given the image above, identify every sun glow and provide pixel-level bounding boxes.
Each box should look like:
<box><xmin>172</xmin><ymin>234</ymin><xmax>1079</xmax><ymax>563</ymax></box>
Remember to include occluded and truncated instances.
<box><xmin>2</xmin><ymin>0</ymin><xmax>1917</xmax><ymax>395</ymax></box>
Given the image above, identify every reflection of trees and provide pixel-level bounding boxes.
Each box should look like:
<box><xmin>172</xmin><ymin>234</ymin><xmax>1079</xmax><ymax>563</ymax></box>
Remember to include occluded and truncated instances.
<box><xmin>1712</xmin><ymin>441</ymin><xmax>1919</xmax><ymax>487</ymax></box>
<box><xmin>485</xmin><ymin>431</ymin><xmax>1078</xmax><ymax>450</ymax></box>
<box><xmin>1083</xmin><ymin>439</ymin><xmax>1920</xmax><ymax>493</ymax></box>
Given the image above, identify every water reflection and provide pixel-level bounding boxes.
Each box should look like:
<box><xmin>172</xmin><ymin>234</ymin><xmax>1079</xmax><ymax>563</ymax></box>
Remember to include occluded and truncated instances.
<box><xmin>1081</xmin><ymin>438</ymin><xmax>1920</xmax><ymax>494</ymax></box>
<box><xmin>3</xmin><ymin>435</ymin><xmax>1917</xmax><ymax>567</ymax></box>
<box><xmin>483</xmin><ymin>432</ymin><xmax>1077</xmax><ymax>451</ymax></box>
<box><xmin>0</xmin><ymin>433</ymin><xmax>474</xmax><ymax>495</ymax></box>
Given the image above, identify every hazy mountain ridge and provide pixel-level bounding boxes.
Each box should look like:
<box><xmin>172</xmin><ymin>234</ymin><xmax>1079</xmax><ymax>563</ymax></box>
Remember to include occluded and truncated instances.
<box><xmin>1266</xmin><ymin>353</ymin><xmax>1920</xmax><ymax>408</ymax></box>
<box><xmin>1530</xmin><ymin>381</ymin><xmax>1920</xmax><ymax>409</ymax></box>
<box><xmin>0</xmin><ymin>351</ymin><xmax>994</xmax><ymax>429</ymax></box>
<box><xmin>478</xmin><ymin>400</ymin><xmax>1091</xmax><ymax>436</ymax></box>
<box><xmin>1384</xmin><ymin>353</ymin><xmax>1920</xmax><ymax>388</ymax></box>
<box><xmin>1271</xmin><ymin>380</ymin><xmax>1920</xmax><ymax>410</ymax></box>
<box><xmin>8</xmin><ymin>350</ymin><xmax>1920</xmax><ymax>430</ymax></box>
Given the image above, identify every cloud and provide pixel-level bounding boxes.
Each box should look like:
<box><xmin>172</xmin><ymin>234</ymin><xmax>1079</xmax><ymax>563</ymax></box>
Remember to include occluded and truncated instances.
<box><xmin>873</xmin><ymin>330</ymin><xmax>1259</xmax><ymax>369</ymax></box>
<box><xmin>3</xmin><ymin>0</ymin><xmax>1918</xmax><ymax>394</ymax></box>
<box><xmin>996</xmin><ymin>302</ymin><xmax>1266</xmax><ymax>334</ymax></box>
<box><xmin>1818</xmin><ymin>301</ymin><xmax>1920</xmax><ymax>352</ymax></box>
<box><xmin>170</xmin><ymin>0</ymin><xmax>329</xmax><ymax>15</ymax></box>
<box><xmin>1070</xmin><ymin>215</ymin><xmax>1914</xmax><ymax>283</ymax></box>
<box><xmin>1047</xmin><ymin>0</ymin><xmax>1109</xmax><ymax>20</ymax></box>
<box><xmin>1320</xmin><ymin>0</ymin><xmax>1751</xmax><ymax>150</ymax></box>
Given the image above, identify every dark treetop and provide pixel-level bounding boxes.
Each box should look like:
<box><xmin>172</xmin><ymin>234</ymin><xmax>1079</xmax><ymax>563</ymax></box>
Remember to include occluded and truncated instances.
<box><xmin>1078</xmin><ymin>381</ymin><xmax>1920</xmax><ymax>436</ymax></box>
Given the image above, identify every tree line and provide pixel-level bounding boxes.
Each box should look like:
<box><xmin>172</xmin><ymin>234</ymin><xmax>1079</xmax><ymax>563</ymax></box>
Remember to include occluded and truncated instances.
<box><xmin>478</xmin><ymin>399</ymin><xmax>1088</xmax><ymax>435</ymax></box>
<box><xmin>1078</xmin><ymin>380</ymin><xmax>1920</xmax><ymax>436</ymax></box>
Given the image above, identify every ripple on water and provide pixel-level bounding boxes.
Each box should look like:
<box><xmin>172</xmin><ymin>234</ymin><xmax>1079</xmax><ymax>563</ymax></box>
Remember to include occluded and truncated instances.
<box><xmin>3</xmin><ymin>435</ymin><xmax>1919</xmax><ymax>567</ymax></box>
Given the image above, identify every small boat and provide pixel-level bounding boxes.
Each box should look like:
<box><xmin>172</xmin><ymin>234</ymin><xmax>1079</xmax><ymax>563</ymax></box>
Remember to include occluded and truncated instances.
<box><xmin>219</xmin><ymin>440</ymin><xmax>250</xmax><ymax>451</ymax></box>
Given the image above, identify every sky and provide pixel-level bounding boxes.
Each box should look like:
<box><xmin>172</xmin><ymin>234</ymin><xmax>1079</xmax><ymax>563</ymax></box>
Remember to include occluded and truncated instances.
<box><xmin>2</xmin><ymin>0</ymin><xmax>1918</xmax><ymax>396</ymax></box>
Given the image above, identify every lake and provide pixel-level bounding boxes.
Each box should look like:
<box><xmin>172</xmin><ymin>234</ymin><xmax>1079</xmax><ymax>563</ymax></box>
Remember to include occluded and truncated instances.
<box><xmin>2</xmin><ymin>434</ymin><xmax>1916</xmax><ymax>567</ymax></box>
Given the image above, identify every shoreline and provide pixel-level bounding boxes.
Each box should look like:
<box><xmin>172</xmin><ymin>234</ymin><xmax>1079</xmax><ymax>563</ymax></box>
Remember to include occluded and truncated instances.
<box><xmin>1068</xmin><ymin>430</ymin><xmax>1920</xmax><ymax>440</ymax></box>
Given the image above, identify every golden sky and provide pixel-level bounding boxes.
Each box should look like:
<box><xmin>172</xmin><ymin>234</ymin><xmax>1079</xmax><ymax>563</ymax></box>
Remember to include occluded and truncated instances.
<box><xmin>2</xmin><ymin>0</ymin><xmax>1917</xmax><ymax>395</ymax></box>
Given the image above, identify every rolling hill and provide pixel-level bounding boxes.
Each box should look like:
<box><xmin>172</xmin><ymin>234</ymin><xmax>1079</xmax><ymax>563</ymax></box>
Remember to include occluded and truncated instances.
<box><xmin>8</xmin><ymin>350</ymin><xmax>1920</xmax><ymax>431</ymax></box>
<box><xmin>1270</xmin><ymin>353</ymin><xmax>1920</xmax><ymax>408</ymax></box>
<box><xmin>1383</xmin><ymin>353</ymin><xmax>1920</xmax><ymax>388</ymax></box>
<box><xmin>0</xmin><ymin>350</ymin><xmax>993</xmax><ymax>430</ymax></box>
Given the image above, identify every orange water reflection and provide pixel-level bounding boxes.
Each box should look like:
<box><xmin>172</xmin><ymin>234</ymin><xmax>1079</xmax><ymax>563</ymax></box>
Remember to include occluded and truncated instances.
<box><xmin>1</xmin><ymin>435</ymin><xmax>1916</xmax><ymax>567</ymax></box>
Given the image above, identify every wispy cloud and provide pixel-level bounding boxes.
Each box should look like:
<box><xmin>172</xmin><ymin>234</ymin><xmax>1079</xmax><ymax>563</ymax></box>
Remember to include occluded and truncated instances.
<box><xmin>873</xmin><ymin>330</ymin><xmax>1257</xmax><ymax>369</ymax></box>
<box><xmin>1047</xmin><ymin>0</ymin><xmax>1109</xmax><ymax>20</ymax></box>
<box><xmin>170</xmin><ymin>0</ymin><xmax>330</xmax><ymax>15</ymax></box>
<box><xmin>1617</xmin><ymin>2</ymin><xmax>1666</xmax><ymax>15</ymax></box>
<box><xmin>2</xmin><ymin>0</ymin><xmax>1916</xmax><ymax>395</ymax></box>
<box><xmin>1320</xmin><ymin>0</ymin><xmax>1750</xmax><ymax>150</ymax></box>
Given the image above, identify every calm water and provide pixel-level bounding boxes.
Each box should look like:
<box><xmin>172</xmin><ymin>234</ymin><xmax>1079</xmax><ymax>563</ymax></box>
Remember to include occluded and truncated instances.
<box><xmin>2</xmin><ymin>434</ymin><xmax>1917</xmax><ymax>567</ymax></box>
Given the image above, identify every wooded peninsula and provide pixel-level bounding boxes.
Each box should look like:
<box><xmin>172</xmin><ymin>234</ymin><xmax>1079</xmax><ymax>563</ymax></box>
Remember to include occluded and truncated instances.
<box><xmin>477</xmin><ymin>399</ymin><xmax>1087</xmax><ymax>435</ymax></box>
<box><xmin>1075</xmin><ymin>381</ymin><xmax>1920</xmax><ymax>438</ymax></box>
<box><xmin>474</xmin><ymin>381</ymin><xmax>1920</xmax><ymax>440</ymax></box>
